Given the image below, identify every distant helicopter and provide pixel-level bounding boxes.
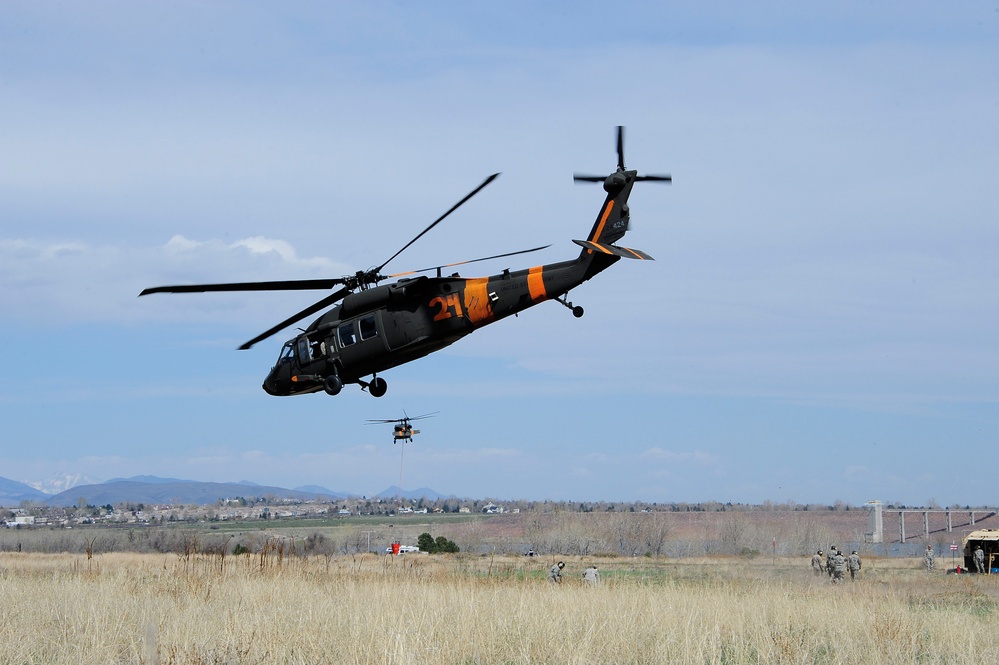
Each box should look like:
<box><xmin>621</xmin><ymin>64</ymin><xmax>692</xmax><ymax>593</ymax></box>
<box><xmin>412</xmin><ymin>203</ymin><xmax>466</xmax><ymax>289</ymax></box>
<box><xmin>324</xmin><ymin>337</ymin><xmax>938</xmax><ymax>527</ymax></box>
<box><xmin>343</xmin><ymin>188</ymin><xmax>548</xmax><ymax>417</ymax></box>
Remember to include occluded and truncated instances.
<box><xmin>139</xmin><ymin>127</ymin><xmax>670</xmax><ymax>398</ymax></box>
<box><xmin>367</xmin><ymin>412</ymin><xmax>437</xmax><ymax>443</ymax></box>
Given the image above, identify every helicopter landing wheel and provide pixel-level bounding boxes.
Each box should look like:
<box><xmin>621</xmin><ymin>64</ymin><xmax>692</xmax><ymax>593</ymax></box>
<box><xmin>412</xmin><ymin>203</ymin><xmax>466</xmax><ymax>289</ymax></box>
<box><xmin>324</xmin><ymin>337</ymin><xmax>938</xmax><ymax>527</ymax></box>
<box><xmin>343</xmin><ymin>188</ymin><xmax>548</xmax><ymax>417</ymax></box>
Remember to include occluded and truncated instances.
<box><xmin>323</xmin><ymin>374</ymin><xmax>343</xmax><ymax>396</ymax></box>
<box><xmin>368</xmin><ymin>376</ymin><xmax>388</xmax><ymax>398</ymax></box>
<box><xmin>556</xmin><ymin>293</ymin><xmax>584</xmax><ymax>318</ymax></box>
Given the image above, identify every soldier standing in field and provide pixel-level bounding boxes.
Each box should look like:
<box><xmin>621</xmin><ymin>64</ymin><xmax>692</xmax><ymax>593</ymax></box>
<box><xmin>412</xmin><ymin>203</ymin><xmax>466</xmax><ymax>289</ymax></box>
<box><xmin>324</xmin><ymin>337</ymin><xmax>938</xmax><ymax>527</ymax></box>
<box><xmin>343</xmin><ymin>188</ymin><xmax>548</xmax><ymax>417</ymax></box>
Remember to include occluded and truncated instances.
<box><xmin>924</xmin><ymin>545</ymin><xmax>935</xmax><ymax>571</ymax></box>
<box><xmin>582</xmin><ymin>565</ymin><xmax>600</xmax><ymax>586</ymax></box>
<box><xmin>847</xmin><ymin>551</ymin><xmax>862</xmax><ymax>581</ymax></box>
<box><xmin>973</xmin><ymin>546</ymin><xmax>985</xmax><ymax>573</ymax></box>
<box><xmin>831</xmin><ymin>550</ymin><xmax>847</xmax><ymax>583</ymax></box>
<box><xmin>811</xmin><ymin>550</ymin><xmax>824</xmax><ymax>576</ymax></box>
<box><xmin>826</xmin><ymin>547</ymin><xmax>837</xmax><ymax>578</ymax></box>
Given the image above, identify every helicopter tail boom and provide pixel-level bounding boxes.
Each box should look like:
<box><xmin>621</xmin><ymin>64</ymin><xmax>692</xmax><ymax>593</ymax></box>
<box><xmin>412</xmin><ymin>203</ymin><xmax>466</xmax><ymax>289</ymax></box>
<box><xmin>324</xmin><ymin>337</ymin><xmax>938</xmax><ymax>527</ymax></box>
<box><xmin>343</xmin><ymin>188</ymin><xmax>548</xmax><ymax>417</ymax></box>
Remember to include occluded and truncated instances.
<box><xmin>573</xmin><ymin>174</ymin><xmax>655</xmax><ymax>262</ymax></box>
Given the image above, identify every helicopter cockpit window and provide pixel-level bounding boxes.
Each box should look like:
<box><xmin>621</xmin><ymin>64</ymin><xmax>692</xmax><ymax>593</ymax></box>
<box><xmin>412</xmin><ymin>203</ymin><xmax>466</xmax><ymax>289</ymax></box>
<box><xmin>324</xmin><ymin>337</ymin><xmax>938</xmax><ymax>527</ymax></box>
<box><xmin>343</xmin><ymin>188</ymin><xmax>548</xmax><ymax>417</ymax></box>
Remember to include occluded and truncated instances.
<box><xmin>338</xmin><ymin>321</ymin><xmax>356</xmax><ymax>347</ymax></box>
<box><xmin>296</xmin><ymin>338</ymin><xmax>311</xmax><ymax>363</ymax></box>
<box><xmin>278</xmin><ymin>341</ymin><xmax>295</xmax><ymax>364</ymax></box>
<box><xmin>359</xmin><ymin>315</ymin><xmax>378</xmax><ymax>341</ymax></box>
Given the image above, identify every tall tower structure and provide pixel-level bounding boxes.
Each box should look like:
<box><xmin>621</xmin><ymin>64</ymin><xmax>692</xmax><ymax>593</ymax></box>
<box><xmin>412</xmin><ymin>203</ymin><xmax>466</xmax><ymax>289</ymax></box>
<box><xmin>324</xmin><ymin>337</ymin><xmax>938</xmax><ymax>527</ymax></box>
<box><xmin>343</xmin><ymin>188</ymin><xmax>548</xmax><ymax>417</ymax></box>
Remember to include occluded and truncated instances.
<box><xmin>865</xmin><ymin>500</ymin><xmax>884</xmax><ymax>544</ymax></box>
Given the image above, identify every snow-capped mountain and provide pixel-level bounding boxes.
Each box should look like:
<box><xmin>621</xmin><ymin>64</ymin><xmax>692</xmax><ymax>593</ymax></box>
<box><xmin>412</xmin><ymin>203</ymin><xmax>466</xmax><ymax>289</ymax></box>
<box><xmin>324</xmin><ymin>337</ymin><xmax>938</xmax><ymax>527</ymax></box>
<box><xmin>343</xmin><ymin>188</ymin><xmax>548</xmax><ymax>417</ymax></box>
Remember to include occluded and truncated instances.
<box><xmin>25</xmin><ymin>473</ymin><xmax>103</xmax><ymax>495</ymax></box>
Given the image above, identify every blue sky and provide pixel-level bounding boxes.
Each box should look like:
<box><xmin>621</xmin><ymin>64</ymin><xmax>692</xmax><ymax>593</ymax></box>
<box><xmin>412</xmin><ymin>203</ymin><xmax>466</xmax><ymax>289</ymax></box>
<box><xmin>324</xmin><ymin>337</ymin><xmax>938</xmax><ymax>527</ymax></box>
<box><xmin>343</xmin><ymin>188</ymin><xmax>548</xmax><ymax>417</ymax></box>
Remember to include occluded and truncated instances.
<box><xmin>1</xmin><ymin>2</ymin><xmax>996</xmax><ymax>505</ymax></box>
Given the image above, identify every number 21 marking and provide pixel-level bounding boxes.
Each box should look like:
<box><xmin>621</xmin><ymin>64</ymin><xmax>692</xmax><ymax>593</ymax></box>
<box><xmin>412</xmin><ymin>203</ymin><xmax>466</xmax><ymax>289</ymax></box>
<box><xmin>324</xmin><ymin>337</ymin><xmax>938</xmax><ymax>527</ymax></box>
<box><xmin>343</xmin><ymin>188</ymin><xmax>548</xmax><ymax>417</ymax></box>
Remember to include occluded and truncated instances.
<box><xmin>429</xmin><ymin>293</ymin><xmax>463</xmax><ymax>321</ymax></box>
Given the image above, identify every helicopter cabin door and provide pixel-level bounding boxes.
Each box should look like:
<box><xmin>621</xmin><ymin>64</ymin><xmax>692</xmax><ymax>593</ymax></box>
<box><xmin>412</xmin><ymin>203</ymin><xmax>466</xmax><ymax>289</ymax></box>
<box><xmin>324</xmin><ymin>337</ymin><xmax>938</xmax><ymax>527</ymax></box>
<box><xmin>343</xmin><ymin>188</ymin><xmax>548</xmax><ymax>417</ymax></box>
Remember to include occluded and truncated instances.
<box><xmin>334</xmin><ymin>312</ymin><xmax>385</xmax><ymax>366</ymax></box>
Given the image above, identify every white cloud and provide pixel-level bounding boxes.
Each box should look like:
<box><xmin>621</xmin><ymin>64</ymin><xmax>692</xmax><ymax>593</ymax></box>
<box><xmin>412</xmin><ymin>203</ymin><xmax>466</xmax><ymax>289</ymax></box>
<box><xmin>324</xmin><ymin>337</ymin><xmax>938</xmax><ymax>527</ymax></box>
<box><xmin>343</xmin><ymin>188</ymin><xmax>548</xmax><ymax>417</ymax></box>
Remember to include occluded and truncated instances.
<box><xmin>844</xmin><ymin>465</ymin><xmax>872</xmax><ymax>480</ymax></box>
<box><xmin>0</xmin><ymin>234</ymin><xmax>351</xmax><ymax>327</ymax></box>
<box><xmin>164</xmin><ymin>236</ymin><xmax>201</xmax><ymax>253</ymax></box>
<box><xmin>642</xmin><ymin>448</ymin><xmax>721</xmax><ymax>466</ymax></box>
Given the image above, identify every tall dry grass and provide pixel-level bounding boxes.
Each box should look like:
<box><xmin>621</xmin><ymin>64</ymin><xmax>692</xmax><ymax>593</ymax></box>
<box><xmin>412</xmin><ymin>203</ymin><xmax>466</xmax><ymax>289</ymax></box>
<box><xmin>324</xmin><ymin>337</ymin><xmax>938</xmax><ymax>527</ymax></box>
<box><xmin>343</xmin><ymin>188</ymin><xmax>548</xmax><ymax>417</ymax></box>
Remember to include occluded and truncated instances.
<box><xmin>1</xmin><ymin>552</ymin><xmax>998</xmax><ymax>664</ymax></box>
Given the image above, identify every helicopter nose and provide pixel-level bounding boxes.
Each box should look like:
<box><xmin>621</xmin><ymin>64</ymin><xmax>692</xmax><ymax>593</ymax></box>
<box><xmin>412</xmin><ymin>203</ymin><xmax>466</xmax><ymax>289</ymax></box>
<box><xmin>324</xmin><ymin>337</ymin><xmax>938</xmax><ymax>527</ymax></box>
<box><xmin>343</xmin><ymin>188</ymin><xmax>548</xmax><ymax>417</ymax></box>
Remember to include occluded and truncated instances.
<box><xmin>262</xmin><ymin>368</ymin><xmax>285</xmax><ymax>396</ymax></box>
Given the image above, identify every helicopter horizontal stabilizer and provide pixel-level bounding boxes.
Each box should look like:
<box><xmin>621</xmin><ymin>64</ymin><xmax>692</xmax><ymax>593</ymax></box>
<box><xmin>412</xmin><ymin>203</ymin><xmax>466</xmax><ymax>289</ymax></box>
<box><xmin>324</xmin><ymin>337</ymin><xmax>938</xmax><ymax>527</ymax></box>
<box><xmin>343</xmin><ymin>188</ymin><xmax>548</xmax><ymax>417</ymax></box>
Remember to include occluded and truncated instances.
<box><xmin>572</xmin><ymin>239</ymin><xmax>654</xmax><ymax>261</ymax></box>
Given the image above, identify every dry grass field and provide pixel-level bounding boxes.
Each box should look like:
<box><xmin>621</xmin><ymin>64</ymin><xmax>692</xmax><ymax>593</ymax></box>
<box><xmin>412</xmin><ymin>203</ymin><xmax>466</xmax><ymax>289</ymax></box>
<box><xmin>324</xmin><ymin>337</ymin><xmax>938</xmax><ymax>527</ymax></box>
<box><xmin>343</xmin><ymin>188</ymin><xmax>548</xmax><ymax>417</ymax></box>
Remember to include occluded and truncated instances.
<box><xmin>2</xmin><ymin>550</ymin><xmax>998</xmax><ymax>664</ymax></box>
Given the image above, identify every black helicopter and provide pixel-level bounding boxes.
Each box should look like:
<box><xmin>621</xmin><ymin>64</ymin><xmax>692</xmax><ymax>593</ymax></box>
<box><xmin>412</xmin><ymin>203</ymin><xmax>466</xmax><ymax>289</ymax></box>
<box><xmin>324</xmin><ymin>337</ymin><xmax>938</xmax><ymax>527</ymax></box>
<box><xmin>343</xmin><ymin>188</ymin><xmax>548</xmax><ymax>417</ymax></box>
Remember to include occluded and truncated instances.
<box><xmin>140</xmin><ymin>127</ymin><xmax>670</xmax><ymax>397</ymax></box>
<box><xmin>367</xmin><ymin>412</ymin><xmax>437</xmax><ymax>443</ymax></box>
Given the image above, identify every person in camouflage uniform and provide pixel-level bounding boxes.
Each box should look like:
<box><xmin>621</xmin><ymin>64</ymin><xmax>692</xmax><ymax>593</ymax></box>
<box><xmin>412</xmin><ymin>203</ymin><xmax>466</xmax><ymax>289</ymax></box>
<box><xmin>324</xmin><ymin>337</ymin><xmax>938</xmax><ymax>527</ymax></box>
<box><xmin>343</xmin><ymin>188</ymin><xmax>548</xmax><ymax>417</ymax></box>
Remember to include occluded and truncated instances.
<box><xmin>831</xmin><ymin>550</ymin><xmax>847</xmax><ymax>583</ymax></box>
<box><xmin>548</xmin><ymin>561</ymin><xmax>565</xmax><ymax>583</ymax></box>
<box><xmin>811</xmin><ymin>550</ymin><xmax>824</xmax><ymax>576</ymax></box>
<box><xmin>826</xmin><ymin>547</ymin><xmax>837</xmax><ymax>578</ymax></box>
<box><xmin>847</xmin><ymin>551</ymin><xmax>862</xmax><ymax>580</ymax></box>
<box><xmin>924</xmin><ymin>545</ymin><xmax>935</xmax><ymax>571</ymax></box>
<box><xmin>974</xmin><ymin>546</ymin><xmax>985</xmax><ymax>574</ymax></box>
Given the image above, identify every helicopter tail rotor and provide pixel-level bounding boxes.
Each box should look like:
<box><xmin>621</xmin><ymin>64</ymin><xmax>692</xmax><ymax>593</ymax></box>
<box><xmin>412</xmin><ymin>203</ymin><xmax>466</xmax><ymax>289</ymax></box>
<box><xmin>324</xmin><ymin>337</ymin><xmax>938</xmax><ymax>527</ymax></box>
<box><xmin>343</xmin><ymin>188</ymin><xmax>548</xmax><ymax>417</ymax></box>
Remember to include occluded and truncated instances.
<box><xmin>573</xmin><ymin>126</ymin><xmax>672</xmax><ymax>188</ymax></box>
<box><xmin>572</xmin><ymin>126</ymin><xmax>669</xmax><ymax>256</ymax></box>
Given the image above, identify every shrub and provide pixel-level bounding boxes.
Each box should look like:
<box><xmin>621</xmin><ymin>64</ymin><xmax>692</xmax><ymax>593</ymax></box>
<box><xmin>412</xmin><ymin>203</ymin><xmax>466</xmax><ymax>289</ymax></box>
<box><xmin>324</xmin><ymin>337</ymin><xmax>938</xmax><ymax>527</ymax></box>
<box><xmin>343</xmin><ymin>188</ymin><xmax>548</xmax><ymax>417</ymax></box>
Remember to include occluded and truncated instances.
<box><xmin>418</xmin><ymin>532</ymin><xmax>459</xmax><ymax>554</ymax></box>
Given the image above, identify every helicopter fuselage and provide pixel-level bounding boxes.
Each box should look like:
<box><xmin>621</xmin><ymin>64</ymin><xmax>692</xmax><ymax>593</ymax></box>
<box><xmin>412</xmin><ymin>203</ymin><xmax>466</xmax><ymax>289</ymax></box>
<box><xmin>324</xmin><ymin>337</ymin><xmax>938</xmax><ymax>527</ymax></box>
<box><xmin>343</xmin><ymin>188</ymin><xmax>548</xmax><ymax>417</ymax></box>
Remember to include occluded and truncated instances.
<box><xmin>141</xmin><ymin>128</ymin><xmax>667</xmax><ymax>398</ymax></box>
<box><xmin>262</xmin><ymin>252</ymin><xmax>617</xmax><ymax>396</ymax></box>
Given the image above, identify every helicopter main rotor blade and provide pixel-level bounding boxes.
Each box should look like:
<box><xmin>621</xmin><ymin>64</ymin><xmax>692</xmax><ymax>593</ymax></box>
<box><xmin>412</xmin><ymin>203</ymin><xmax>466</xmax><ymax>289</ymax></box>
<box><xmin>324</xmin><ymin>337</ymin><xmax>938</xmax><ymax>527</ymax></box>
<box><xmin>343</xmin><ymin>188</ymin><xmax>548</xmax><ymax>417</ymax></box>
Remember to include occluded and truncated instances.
<box><xmin>238</xmin><ymin>286</ymin><xmax>351</xmax><ymax>350</ymax></box>
<box><xmin>574</xmin><ymin>173</ymin><xmax>672</xmax><ymax>184</ymax></box>
<box><xmin>140</xmin><ymin>278</ymin><xmax>346</xmax><ymax>296</ymax></box>
<box><xmin>576</xmin><ymin>124</ymin><xmax>672</xmax><ymax>186</ymax></box>
<box><xmin>373</xmin><ymin>173</ymin><xmax>499</xmax><ymax>275</ymax></box>
<box><xmin>388</xmin><ymin>245</ymin><xmax>551</xmax><ymax>278</ymax></box>
<box><xmin>366</xmin><ymin>411</ymin><xmax>438</xmax><ymax>424</ymax></box>
<box><xmin>616</xmin><ymin>125</ymin><xmax>625</xmax><ymax>170</ymax></box>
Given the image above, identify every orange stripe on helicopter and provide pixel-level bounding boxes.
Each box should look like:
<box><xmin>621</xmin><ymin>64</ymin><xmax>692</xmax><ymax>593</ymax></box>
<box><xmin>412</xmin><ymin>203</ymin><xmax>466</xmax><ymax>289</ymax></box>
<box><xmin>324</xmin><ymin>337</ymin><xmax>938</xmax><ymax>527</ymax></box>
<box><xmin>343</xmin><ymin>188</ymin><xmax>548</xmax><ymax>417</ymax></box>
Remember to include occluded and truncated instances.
<box><xmin>588</xmin><ymin>200</ymin><xmax>615</xmax><ymax>244</ymax></box>
<box><xmin>528</xmin><ymin>266</ymin><xmax>546</xmax><ymax>302</ymax></box>
<box><xmin>463</xmin><ymin>278</ymin><xmax>494</xmax><ymax>325</ymax></box>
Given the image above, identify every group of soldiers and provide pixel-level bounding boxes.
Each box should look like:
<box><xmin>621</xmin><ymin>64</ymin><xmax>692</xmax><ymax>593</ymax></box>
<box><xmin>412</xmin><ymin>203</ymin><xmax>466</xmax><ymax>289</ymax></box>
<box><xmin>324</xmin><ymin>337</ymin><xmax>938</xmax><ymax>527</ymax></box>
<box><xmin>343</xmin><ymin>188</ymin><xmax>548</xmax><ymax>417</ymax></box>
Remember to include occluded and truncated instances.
<box><xmin>546</xmin><ymin>544</ymin><xmax>989</xmax><ymax>585</ymax></box>
<box><xmin>815</xmin><ymin>544</ymin><xmax>989</xmax><ymax>578</ymax></box>
<box><xmin>810</xmin><ymin>546</ymin><xmax>861</xmax><ymax>582</ymax></box>
<box><xmin>545</xmin><ymin>544</ymin><xmax>989</xmax><ymax>587</ymax></box>
<box><xmin>547</xmin><ymin>560</ymin><xmax>600</xmax><ymax>586</ymax></box>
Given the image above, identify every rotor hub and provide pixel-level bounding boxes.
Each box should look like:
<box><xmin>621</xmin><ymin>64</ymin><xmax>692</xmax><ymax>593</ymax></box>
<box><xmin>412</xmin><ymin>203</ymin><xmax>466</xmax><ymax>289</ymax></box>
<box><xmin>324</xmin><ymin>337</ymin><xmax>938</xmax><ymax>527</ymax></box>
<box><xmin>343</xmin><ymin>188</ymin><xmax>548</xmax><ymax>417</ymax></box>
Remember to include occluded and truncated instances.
<box><xmin>604</xmin><ymin>172</ymin><xmax>628</xmax><ymax>193</ymax></box>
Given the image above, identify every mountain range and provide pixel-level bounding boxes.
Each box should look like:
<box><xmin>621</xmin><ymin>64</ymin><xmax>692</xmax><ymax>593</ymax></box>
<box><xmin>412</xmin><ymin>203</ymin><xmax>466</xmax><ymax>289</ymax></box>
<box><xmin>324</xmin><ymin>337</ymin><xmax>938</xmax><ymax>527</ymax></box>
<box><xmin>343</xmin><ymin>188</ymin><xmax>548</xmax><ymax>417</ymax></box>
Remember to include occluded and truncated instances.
<box><xmin>24</xmin><ymin>472</ymin><xmax>102</xmax><ymax>495</ymax></box>
<box><xmin>374</xmin><ymin>486</ymin><xmax>450</xmax><ymax>501</ymax></box>
<box><xmin>0</xmin><ymin>477</ymin><xmax>50</xmax><ymax>504</ymax></box>
<box><xmin>0</xmin><ymin>475</ymin><xmax>447</xmax><ymax>508</ymax></box>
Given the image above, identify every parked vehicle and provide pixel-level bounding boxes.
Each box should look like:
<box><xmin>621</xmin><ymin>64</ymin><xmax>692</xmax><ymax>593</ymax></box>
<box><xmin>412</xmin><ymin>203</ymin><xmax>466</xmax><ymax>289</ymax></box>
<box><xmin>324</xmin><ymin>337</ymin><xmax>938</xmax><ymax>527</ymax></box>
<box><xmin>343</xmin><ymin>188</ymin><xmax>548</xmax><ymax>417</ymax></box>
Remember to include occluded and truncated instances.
<box><xmin>384</xmin><ymin>544</ymin><xmax>421</xmax><ymax>554</ymax></box>
<box><xmin>961</xmin><ymin>529</ymin><xmax>999</xmax><ymax>573</ymax></box>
